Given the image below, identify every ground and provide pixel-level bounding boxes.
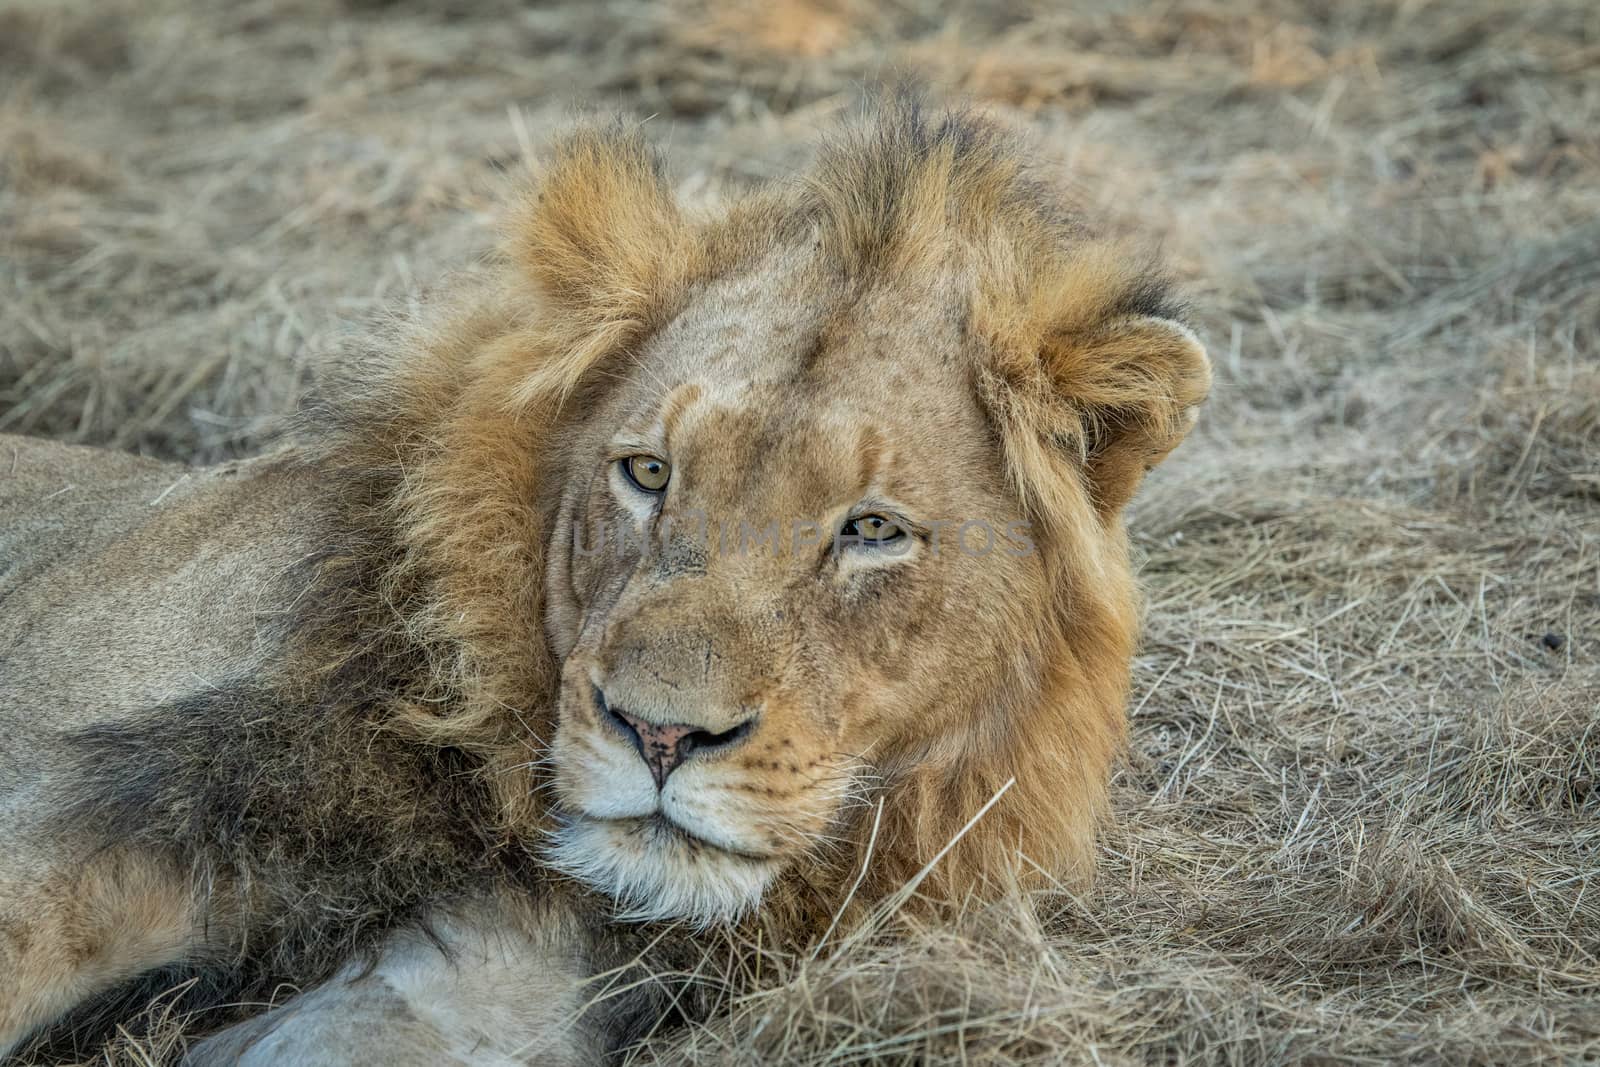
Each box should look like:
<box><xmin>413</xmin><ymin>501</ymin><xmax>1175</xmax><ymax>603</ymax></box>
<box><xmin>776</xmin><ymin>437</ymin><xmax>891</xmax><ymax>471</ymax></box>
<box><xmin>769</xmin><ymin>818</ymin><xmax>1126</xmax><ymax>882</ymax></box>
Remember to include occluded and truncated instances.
<box><xmin>2</xmin><ymin>0</ymin><xmax>1598</xmax><ymax>1063</ymax></box>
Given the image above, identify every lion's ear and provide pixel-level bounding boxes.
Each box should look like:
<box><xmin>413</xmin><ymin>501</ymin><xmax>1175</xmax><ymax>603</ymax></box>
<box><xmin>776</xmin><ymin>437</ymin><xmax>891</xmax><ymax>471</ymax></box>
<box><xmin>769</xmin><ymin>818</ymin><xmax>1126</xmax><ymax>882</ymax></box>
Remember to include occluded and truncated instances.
<box><xmin>1043</xmin><ymin>313</ymin><xmax>1211</xmax><ymax>518</ymax></box>
<box><xmin>506</xmin><ymin>125</ymin><xmax>692</xmax><ymax>372</ymax></box>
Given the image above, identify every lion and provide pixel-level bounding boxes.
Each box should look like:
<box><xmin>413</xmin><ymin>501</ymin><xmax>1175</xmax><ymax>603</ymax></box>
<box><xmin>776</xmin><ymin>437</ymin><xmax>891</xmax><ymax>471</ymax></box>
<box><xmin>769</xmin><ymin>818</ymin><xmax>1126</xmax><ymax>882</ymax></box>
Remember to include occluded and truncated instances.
<box><xmin>0</xmin><ymin>96</ymin><xmax>1209</xmax><ymax>1063</ymax></box>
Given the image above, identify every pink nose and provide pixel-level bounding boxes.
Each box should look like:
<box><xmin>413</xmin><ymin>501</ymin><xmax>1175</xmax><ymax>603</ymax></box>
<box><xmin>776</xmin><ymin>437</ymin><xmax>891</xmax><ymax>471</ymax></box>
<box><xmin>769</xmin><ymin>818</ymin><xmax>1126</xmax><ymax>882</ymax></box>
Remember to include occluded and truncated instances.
<box><xmin>597</xmin><ymin>690</ymin><xmax>756</xmax><ymax>788</ymax></box>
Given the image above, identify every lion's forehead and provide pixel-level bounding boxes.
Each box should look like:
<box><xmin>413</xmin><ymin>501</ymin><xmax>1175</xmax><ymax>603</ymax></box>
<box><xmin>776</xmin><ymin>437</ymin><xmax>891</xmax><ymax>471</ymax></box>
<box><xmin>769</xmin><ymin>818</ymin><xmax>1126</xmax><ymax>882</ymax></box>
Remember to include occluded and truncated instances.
<box><xmin>648</xmin><ymin>241</ymin><xmax>969</xmax><ymax>385</ymax></box>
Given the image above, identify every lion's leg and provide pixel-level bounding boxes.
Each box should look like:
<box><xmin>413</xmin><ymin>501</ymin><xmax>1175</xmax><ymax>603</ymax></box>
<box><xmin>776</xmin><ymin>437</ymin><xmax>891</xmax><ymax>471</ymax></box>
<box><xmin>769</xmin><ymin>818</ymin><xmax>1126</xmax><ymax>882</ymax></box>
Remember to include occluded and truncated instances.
<box><xmin>0</xmin><ymin>834</ymin><xmax>200</xmax><ymax>1058</ymax></box>
<box><xmin>184</xmin><ymin>899</ymin><xmax>615</xmax><ymax>1067</ymax></box>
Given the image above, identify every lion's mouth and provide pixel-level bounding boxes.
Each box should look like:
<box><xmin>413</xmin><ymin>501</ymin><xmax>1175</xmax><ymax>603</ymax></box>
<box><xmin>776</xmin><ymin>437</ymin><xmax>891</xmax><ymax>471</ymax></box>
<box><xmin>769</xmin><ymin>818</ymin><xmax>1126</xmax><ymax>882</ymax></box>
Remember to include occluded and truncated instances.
<box><xmin>591</xmin><ymin>811</ymin><xmax>777</xmax><ymax>865</ymax></box>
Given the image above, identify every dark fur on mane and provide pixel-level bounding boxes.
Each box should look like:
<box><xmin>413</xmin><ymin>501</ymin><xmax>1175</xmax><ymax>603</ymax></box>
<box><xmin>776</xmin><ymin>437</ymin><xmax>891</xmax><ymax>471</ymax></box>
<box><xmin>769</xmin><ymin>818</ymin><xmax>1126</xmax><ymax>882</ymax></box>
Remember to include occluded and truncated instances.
<box><xmin>51</xmin><ymin>584</ymin><xmax>523</xmax><ymax>1049</ymax></box>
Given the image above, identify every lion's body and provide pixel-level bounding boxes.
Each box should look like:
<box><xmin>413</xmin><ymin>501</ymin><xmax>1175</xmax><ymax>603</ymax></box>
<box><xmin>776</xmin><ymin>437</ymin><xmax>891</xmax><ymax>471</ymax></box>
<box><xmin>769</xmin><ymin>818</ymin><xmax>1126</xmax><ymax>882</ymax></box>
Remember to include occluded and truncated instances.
<box><xmin>0</xmin><ymin>97</ymin><xmax>1208</xmax><ymax>1062</ymax></box>
<box><xmin>0</xmin><ymin>440</ymin><xmax>316</xmax><ymax>1053</ymax></box>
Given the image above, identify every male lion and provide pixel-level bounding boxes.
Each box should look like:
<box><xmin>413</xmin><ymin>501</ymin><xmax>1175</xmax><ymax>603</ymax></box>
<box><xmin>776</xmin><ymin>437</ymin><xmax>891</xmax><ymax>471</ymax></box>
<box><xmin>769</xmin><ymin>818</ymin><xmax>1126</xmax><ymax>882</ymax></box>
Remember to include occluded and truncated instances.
<box><xmin>0</xmin><ymin>98</ymin><xmax>1209</xmax><ymax>1063</ymax></box>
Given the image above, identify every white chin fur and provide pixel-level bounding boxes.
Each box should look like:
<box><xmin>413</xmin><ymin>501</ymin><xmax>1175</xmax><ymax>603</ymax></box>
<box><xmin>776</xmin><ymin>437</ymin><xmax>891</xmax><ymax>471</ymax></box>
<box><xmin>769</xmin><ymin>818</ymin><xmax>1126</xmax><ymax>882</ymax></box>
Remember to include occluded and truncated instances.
<box><xmin>545</xmin><ymin>815</ymin><xmax>778</xmax><ymax>925</ymax></box>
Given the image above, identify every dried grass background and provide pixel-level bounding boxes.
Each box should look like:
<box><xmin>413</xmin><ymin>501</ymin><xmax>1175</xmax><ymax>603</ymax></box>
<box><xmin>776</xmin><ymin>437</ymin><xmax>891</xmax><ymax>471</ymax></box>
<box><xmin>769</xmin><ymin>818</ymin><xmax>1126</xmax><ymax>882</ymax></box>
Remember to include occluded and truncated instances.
<box><xmin>3</xmin><ymin>0</ymin><xmax>1598</xmax><ymax>1063</ymax></box>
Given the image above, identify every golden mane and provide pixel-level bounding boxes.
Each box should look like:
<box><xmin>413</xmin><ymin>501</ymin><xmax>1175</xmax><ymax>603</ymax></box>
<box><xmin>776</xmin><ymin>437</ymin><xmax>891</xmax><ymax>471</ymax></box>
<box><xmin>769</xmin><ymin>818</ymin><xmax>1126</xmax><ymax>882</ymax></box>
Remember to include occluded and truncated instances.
<box><xmin>303</xmin><ymin>93</ymin><xmax>1207</xmax><ymax>928</ymax></box>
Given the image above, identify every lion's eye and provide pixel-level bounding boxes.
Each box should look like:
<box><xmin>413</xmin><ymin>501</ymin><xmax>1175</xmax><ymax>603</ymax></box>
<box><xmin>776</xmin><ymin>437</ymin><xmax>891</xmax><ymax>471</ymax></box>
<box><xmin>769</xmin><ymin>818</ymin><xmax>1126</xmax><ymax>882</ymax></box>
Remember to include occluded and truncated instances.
<box><xmin>621</xmin><ymin>455</ymin><xmax>671</xmax><ymax>493</ymax></box>
<box><xmin>841</xmin><ymin>514</ymin><xmax>902</xmax><ymax>543</ymax></box>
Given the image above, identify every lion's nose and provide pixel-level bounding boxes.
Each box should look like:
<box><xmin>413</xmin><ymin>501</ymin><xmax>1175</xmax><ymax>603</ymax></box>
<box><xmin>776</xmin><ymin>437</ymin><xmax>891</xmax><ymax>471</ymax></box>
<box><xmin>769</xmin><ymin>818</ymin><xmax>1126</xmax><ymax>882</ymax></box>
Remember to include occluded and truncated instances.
<box><xmin>596</xmin><ymin>688</ymin><xmax>756</xmax><ymax>789</ymax></box>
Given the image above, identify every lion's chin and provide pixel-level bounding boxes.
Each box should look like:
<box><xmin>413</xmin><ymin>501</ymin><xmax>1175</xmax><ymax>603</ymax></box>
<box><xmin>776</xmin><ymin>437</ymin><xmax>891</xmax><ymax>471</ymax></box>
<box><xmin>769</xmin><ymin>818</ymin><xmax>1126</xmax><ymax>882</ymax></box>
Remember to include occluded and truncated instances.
<box><xmin>545</xmin><ymin>814</ymin><xmax>780</xmax><ymax>925</ymax></box>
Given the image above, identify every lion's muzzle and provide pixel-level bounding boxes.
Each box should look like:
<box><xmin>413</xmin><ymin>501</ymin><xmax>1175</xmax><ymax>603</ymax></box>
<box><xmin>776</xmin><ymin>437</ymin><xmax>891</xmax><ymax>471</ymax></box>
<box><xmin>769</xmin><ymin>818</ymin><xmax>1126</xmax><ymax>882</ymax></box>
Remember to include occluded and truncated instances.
<box><xmin>594</xmin><ymin>684</ymin><xmax>758</xmax><ymax>789</ymax></box>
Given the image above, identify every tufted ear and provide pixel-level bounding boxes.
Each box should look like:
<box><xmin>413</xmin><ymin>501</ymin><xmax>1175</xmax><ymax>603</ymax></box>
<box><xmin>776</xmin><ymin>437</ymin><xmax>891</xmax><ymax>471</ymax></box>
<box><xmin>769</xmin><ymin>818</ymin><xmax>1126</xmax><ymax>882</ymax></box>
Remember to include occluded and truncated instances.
<box><xmin>1043</xmin><ymin>312</ymin><xmax>1211</xmax><ymax>518</ymax></box>
<box><xmin>977</xmin><ymin>242</ymin><xmax>1211</xmax><ymax>526</ymax></box>
<box><xmin>504</xmin><ymin>125</ymin><xmax>695</xmax><ymax>397</ymax></box>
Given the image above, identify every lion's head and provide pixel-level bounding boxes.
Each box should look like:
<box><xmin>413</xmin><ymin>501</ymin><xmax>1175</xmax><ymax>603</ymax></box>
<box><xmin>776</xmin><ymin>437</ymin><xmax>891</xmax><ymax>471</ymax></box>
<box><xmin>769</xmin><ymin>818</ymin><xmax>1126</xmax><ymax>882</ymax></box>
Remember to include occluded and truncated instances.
<box><xmin>334</xmin><ymin>97</ymin><xmax>1209</xmax><ymax>928</ymax></box>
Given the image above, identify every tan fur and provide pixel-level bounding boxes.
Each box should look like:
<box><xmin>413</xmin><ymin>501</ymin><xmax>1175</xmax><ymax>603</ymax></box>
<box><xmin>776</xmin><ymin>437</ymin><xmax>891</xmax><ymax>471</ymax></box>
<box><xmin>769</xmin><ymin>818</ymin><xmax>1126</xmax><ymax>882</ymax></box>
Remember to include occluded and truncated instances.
<box><xmin>0</xmin><ymin>850</ymin><xmax>199</xmax><ymax>1049</ymax></box>
<box><xmin>0</xmin><ymin>96</ymin><xmax>1207</xmax><ymax>1056</ymax></box>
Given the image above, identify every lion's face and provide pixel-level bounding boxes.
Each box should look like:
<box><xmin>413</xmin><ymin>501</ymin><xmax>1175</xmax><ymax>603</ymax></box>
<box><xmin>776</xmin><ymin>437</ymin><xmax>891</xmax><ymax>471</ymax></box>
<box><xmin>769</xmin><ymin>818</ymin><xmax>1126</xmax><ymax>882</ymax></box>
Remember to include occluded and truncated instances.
<box><xmin>543</xmin><ymin>259</ymin><xmax>1043</xmax><ymax>921</ymax></box>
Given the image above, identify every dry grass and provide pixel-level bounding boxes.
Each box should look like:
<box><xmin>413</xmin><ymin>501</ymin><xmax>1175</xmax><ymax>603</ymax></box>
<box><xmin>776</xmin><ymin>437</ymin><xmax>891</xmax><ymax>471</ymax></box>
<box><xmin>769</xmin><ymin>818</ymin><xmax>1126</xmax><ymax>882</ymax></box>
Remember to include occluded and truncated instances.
<box><xmin>3</xmin><ymin>0</ymin><xmax>1598</xmax><ymax>1062</ymax></box>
